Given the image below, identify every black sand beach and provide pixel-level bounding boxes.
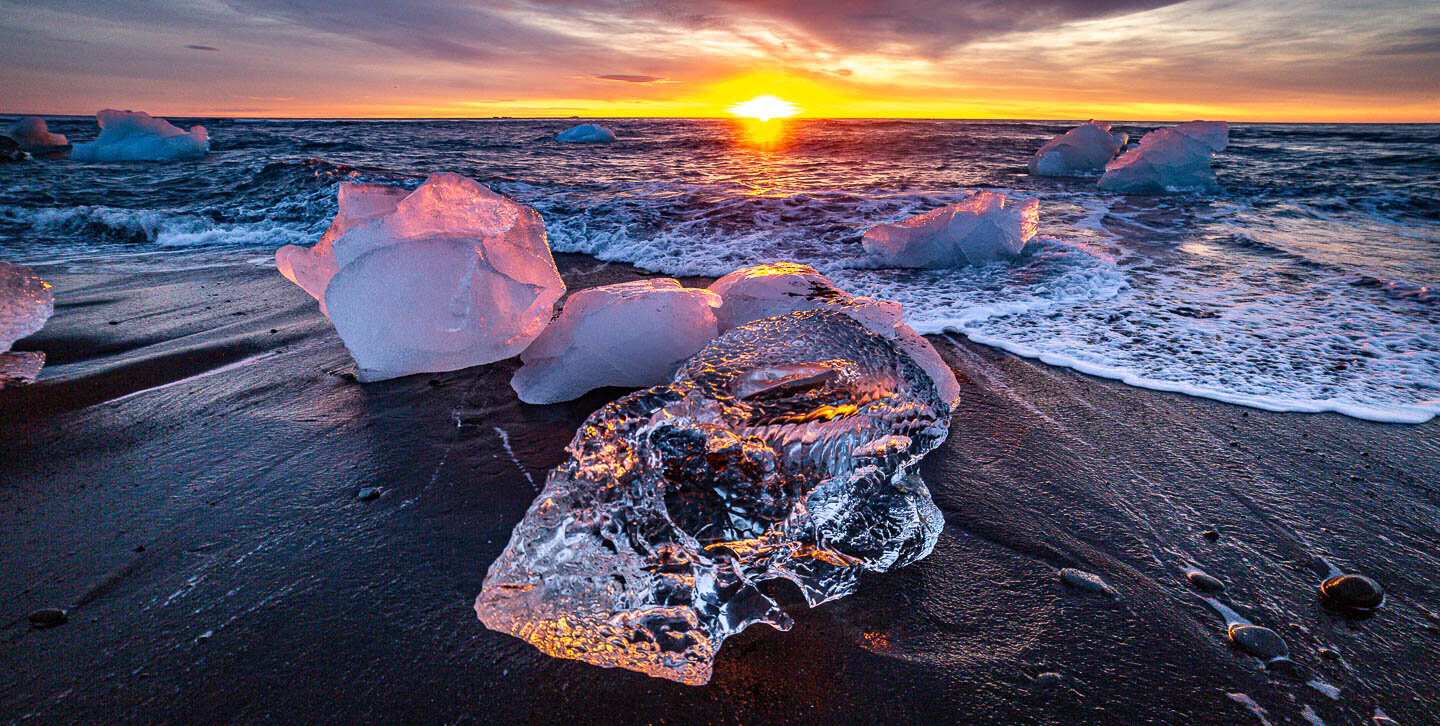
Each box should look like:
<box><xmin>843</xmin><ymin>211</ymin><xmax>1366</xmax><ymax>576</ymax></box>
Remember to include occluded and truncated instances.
<box><xmin>3</xmin><ymin>252</ymin><xmax>1437</xmax><ymax>724</ymax></box>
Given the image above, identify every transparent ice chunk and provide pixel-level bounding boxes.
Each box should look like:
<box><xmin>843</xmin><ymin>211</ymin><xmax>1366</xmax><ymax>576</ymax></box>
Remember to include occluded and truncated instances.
<box><xmin>70</xmin><ymin>110</ymin><xmax>208</xmax><ymax>162</ymax></box>
<box><xmin>862</xmin><ymin>191</ymin><xmax>1039</xmax><ymax>268</ymax></box>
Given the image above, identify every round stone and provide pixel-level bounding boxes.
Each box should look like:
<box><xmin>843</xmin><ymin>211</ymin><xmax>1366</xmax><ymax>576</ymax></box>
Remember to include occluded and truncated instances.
<box><xmin>1227</xmin><ymin>624</ymin><xmax>1288</xmax><ymax>661</ymax></box>
<box><xmin>1187</xmin><ymin>571</ymin><xmax>1225</xmax><ymax>593</ymax></box>
<box><xmin>1060</xmin><ymin>568</ymin><xmax>1114</xmax><ymax>596</ymax></box>
<box><xmin>27</xmin><ymin>607</ymin><xmax>67</xmax><ymax>628</ymax></box>
<box><xmin>1319</xmin><ymin>574</ymin><xmax>1384</xmax><ymax>616</ymax></box>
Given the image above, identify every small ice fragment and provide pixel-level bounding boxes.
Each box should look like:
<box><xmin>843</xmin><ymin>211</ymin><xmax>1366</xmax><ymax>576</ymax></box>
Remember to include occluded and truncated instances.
<box><xmin>477</xmin><ymin>309</ymin><xmax>952</xmax><ymax>685</ymax></box>
<box><xmin>510</xmin><ymin>278</ymin><xmax>721</xmax><ymax>403</ymax></box>
<box><xmin>70</xmin><ymin>110</ymin><xmax>209</xmax><ymax>162</ymax></box>
<box><xmin>275</xmin><ymin>182</ymin><xmax>410</xmax><ymax>314</ymax></box>
<box><xmin>863</xmin><ymin>191</ymin><xmax>1039</xmax><ymax>268</ymax></box>
<box><xmin>278</xmin><ymin>172</ymin><xmax>565</xmax><ymax>382</ymax></box>
<box><xmin>707</xmin><ymin>263</ymin><xmax>960</xmax><ymax>406</ymax></box>
<box><xmin>556</xmin><ymin>124</ymin><xmax>617</xmax><ymax>143</ymax></box>
<box><xmin>1307</xmin><ymin>679</ymin><xmax>1341</xmax><ymax>700</ymax></box>
<box><xmin>0</xmin><ymin>261</ymin><xmax>54</xmax><ymax>386</ymax></box>
<box><xmin>1226</xmin><ymin>693</ymin><xmax>1273</xmax><ymax>726</ymax></box>
<box><xmin>1029</xmin><ymin>121</ymin><xmax>1126</xmax><ymax>176</ymax></box>
<box><xmin>3</xmin><ymin>116</ymin><xmax>68</xmax><ymax>151</ymax></box>
<box><xmin>1098</xmin><ymin>121</ymin><xmax>1229</xmax><ymax>193</ymax></box>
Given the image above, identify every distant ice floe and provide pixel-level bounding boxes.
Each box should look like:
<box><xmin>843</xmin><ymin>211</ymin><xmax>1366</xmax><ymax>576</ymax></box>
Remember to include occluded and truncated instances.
<box><xmin>1099</xmin><ymin>121</ymin><xmax>1229</xmax><ymax>193</ymax></box>
<box><xmin>0</xmin><ymin>261</ymin><xmax>54</xmax><ymax>386</ymax></box>
<box><xmin>70</xmin><ymin>109</ymin><xmax>209</xmax><ymax>162</ymax></box>
<box><xmin>862</xmin><ymin>191</ymin><xmax>1039</xmax><ymax>268</ymax></box>
<box><xmin>1029</xmin><ymin>121</ymin><xmax>1126</xmax><ymax>176</ymax></box>
<box><xmin>556</xmin><ymin>124</ymin><xmax>617</xmax><ymax>143</ymax></box>
<box><xmin>510</xmin><ymin>278</ymin><xmax>721</xmax><ymax>403</ymax></box>
<box><xmin>4</xmin><ymin>117</ymin><xmax>68</xmax><ymax>151</ymax></box>
<box><xmin>276</xmin><ymin>172</ymin><xmax>565</xmax><ymax>382</ymax></box>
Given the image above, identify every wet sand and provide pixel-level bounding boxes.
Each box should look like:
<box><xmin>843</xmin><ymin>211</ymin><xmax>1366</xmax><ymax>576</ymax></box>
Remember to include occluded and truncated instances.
<box><xmin>2</xmin><ymin>251</ymin><xmax>1437</xmax><ymax>724</ymax></box>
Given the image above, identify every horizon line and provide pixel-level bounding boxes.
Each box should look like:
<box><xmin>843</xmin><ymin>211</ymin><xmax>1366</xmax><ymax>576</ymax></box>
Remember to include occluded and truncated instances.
<box><xmin>4</xmin><ymin>112</ymin><xmax>1437</xmax><ymax>125</ymax></box>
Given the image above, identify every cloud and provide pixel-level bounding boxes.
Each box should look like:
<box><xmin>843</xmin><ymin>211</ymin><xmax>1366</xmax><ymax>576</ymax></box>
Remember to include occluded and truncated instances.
<box><xmin>185</xmin><ymin>44</ymin><xmax>219</xmax><ymax>51</ymax></box>
<box><xmin>595</xmin><ymin>74</ymin><xmax>667</xmax><ymax>83</ymax></box>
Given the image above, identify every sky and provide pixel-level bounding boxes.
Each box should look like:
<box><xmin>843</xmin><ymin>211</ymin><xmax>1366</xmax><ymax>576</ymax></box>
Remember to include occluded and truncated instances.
<box><xmin>1</xmin><ymin>0</ymin><xmax>1437</xmax><ymax>121</ymax></box>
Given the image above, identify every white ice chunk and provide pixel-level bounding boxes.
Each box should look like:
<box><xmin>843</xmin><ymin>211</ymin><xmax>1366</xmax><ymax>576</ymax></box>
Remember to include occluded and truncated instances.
<box><xmin>0</xmin><ymin>261</ymin><xmax>55</xmax><ymax>386</ymax></box>
<box><xmin>1029</xmin><ymin>121</ymin><xmax>1126</xmax><ymax>176</ymax></box>
<box><xmin>70</xmin><ymin>109</ymin><xmax>208</xmax><ymax>162</ymax></box>
<box><xmin>278</xmin><ymin>172</ymin><xmax>565</xmax><ymax>382</ymax></box>
<box><xmin>511</xmin><ymin>279</ymin><xmax>722</xmax><ymax>403</ymax></box>
<box><xmin>862</xmin><ymin>192</ymin><xmax>1039</xmax><ymax>269</ymax></box>
<box><xmin>707</xmin><ymin>263</ymin><xmax>960</xmax><ymax>406</ymax></box>
<box><xmin>556</xmin><ymin>124</ymin><xmax>617</xmax><ymax>143</ymax></box>
<box><xmin>275</xmin><ymin>182</ymin><xmax>409</xmax><ymax>314</ymax></box>
<box><xmin>4</xmin><ymin>117</ymin><xmax>68</xmax><ymax>150</ymax></box>
<box><xmin>1098</xmin><ymin>121</ymin><xmax>1229</xmax><ymax>193</ymax></box>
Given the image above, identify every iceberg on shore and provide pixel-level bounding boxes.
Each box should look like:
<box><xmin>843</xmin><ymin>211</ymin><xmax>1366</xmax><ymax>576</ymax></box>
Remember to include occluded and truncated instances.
<box><xmin>0</xmin><ymin>261</ymin><xmax>55</xmax><ymax>386</ymax></box>
<box><xmin>276</xmin><ymin>182</ymin><xmax>410</xmax><ymax>314</ymax></box>
<box><xmin>1098</xmin><ymin>121</ymin><xmax>1229</xmax><ymax>193</ymax></box>
<box><xmin>1029</xmin><ymin>121</ymin><xmax>1126</xmax><ymax>176</ymax></box>
<box><xmin>556</xmin><ymin>124</ymin><xmax>617</xmax><ymax>143</ymax></box>
<box><xmin>510</xmin><ymin>279</ymin><xmax>721</xmax><ymax>403</ymax></box>
<box><xmin>862</xmin><ymin>192</ymin><xmax>1039</xmax><ymax>268</ymax></box>
<box><xmin>70</xmin><ymin>110</ymin><xmax>208</xmax><ymax>162</ymax></box>
<box><xmin>276</xmin><ymin>172</ymin><xmax>565</xmax><ymax>382</ymax></box>
<box><xmin>707</xmin><ymin>263</ymin><xmax>960</xmax><ymax>406</ymax></box>
<box><xmin>4</xmin><ymin>117</ymin><xmax>68</xmax><ymax>151</ymax></box>
<box><xmin>477</xmin><ymin>309</ymin><xmax>952</xmax><ymax>685</ymax></box>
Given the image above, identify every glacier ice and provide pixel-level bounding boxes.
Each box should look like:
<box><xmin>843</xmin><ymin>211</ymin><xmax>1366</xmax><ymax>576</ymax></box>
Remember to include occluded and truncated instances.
<box><xmin>275</xmin><ymin>182</ymin><xmax>410</xmax><ymax>314</ymax></box>
<box><xmin>277</xmin><ymin>172</ymin><xmax>565</xmax><ymax>381</ymax></box>
<box><xmin>70</xmin><ymin>110</ymin><xmax>208</xmax><ymax>162</ymax></box>
<box><xmin>511</xmin><ymin>279</ymin><xmax>722</xmax><ymax>404</ymax></box>
<box><xmin>477</xmin><ymin>308</ymin><xmax>952</xmax><ymax>685</ymax></box>
<box><xmin>4</xmin><ymin>117</ymin><xmax>68</xmax><ymax>151</ymax></box>
<box><xmin>556</xmin><ymin>124</ymin><xmax>617</xmax><ymax>143</ymax></box>
<box><xmin>1098</xmin><ymin>121</ymin><xmax>1229</xmax><ymax>193</ymax></box>
<box><xmin>1029</xmin><ymin>121</ymin><xmax>1126</xmax><ymax>176</ymax></box>
<box><xmin>0</xmin><ymin>262</ymin><xmax>55</xmax><ymax>386</ymax></box>
<box><xmin>862</xmin><ymin>192</ymin><xmax>1039</xmax><ymax>268</ymax></box>
<box><xmin>707</xmin><ymin>263</ymin><xmax>960</xmax><ymax>406</ymax></box>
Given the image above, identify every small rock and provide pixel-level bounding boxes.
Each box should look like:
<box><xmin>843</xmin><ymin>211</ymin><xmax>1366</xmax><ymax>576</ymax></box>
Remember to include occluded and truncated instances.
<box><xmin>1202</xmin><ymin>530</ymin><xmax>1220</xmax><ymax>542</ymax></box>
<box><xmin>357</xmin><ymin>487</ymin><xmax>381</xmax><ymax>501</ymax></box>
<box><xmin>1035</xmin><ymin>672</ymin><xmax>1062</xmax><ymax>688</ymax></box>
<box><xmin>1227</xmin><ymin>623</ymin><xmax>1288</xmax><ymax>662</ymax></box>
<box><xmin>1060</xmin><ymin>568</ymin><xmax>1114</xmax><ymax>596</ymax></box>
<box><xmin>1318</xmin><ymin>647</ymin><xmax>1340</xmax><ymax>660</ymax></box>
<box><xmin>337</xmin><ymin>371</ymin><xmax>358</xmax><ymax>383</ymax></box>
<box><xmin>1187</xmin><ymin>571</ymin><xmax>1225</xmax><ymax>593</ymax></box>
<box><xmin>133</xmin><ymin>544</ymin><xmax>145</xmax><ymax>553</ymax></box>
<box><xmin>1319</xmin><ymin>573</ymin><xmax>1384</xmax><ymax>617</ymax></box>
<box><xmin>28</xmin><ymin>607</ymin><xmax>67</xmax><ymax>628</ymax></box>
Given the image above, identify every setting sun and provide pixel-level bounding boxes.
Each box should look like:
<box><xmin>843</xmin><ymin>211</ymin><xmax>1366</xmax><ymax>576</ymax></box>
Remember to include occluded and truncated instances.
<box><xmin>727</xmin><ymin>95</ymin><xmax>800</xmax><ymax>121</ymax></box>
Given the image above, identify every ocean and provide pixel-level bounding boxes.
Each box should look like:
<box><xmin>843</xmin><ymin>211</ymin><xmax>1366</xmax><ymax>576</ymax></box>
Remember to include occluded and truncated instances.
<box><xmin>2</xmin><ymin>117</ymin><xmax>1437</xmax><ymax>422</ymax></box>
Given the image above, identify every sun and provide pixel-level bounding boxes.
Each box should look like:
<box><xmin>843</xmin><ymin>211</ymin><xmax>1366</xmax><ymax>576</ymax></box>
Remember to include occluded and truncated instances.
<box><xmin>727</xmin><ymin>95</ymin><xmax>800</xmax><ymax>121</ymax></box>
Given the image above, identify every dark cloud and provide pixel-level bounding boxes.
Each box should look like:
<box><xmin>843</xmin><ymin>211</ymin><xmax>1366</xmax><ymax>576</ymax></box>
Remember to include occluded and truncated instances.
<box><xmin>185</xmin><ymin>44</ymin><xmax>219</xmax><ymax>51</ymax></box>
<box><xmin>1371</xmin><ymin>27</ymin><xmax>1440</xmax><ymax>55</ymax></box>
<box><xmin>596</xmin><ymin>74</ymin><xmax>667</xmax><ymax>83</ymax></box>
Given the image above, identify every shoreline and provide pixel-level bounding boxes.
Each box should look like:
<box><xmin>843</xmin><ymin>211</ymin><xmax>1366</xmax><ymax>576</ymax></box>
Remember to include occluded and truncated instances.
<box><xmin>2</xmin><ymin>250</ymin><xmax>1437</xmax><ymax>723</ymax></box>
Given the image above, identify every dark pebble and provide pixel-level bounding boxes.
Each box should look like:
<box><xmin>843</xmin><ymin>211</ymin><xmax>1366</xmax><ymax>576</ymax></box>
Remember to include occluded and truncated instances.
<box><xmin>1187</xmin><ymin>571</ymin><xmax>1225</xmax><ymax>593</ymax></box>
<box><xmin>1202</xmin><ymin>530</ymin><xmax>1220</xmax><ymax>542</ymax></box>
<box><xmin>1318</xmin><ymin>647</ymin><xmax>1340</xmax><ymax>660</ymax></box>
<box><xmin>1319</xmin><ymin>573</ymin><xmax>1384</xmax><ymax>616</ymax></box>
<box><xmin>133</xmin><ymin>545</ymin><xmax>145</xmax><ymax>553</ymax></box>
<box><xmin>28</xmin><ymin>608</ymin><xmax>67</xmax><ymax>628</ymax></box>
<box><xmin>1059</xmin><ymin>568</ymin><xmax>1114</xmax><ymax>596</ymax></box>
<box><xmin>1035</xmin><ymin>672</ymin><xmax>1062</xmax><ymax>688</ymax></box>
<box><xmin>338</xmin><ymin>371</ymin><xmax>358</xmax><ymax>383</ymax></box>
<box><xmin>357</xmin><ymin>487</ymin><xmax>381</xmax><ymax>501</ymax></box>
<box><xmin>1227</xmin><ymin>623</ymin><xmax>1289</xmax><ymax>661</ymax></box>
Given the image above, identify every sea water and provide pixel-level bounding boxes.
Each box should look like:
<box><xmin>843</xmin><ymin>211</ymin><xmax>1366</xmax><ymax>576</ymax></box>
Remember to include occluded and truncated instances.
<box><xmin>0</xmin><ymin>118</ymin><xmax>1435</xmax><ymax>421</ymax></box>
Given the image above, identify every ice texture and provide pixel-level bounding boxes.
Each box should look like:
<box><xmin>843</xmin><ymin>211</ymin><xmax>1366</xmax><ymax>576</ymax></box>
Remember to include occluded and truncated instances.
<box><xmin>556</xmin><ymin>124</ymin><xmax>617</xmax><ymax>143</ymax></box>
<box><xmin>4</xmin><ymin>117</ymin><xmax>68</xmax><ymax>150</ymax></box>
<box><xmin>477</xmin><ymin>309</ymin><xmax>952</xmax><ymax>685</ymax></box>
<box><xmin>275</xmin><ymin>182</ymin><xmax>410</xmax><ymax>314</ymax></box>
<box><xmin>707</xmin><ymin>263</ymin><xmax>960</xmax><ymax>406</ymax></box>
<box><xmin>0</xmin><ymin>262</ymin><xmax>55</xmax><ymax>386</ymax></box>
<box><xmin>1098</xmin><ymin>121</ymin><xmax>1229</xmax><ymax>193</ymax></box>
<box><xmin>862</xmin><ymin>191</ymin><xmax>1039</xmax><ymax>268</ymax></box>
<box><xmin>278</xmin><ymin>172</ymin><xmax>565</xmax><ymax>381</ymax></box>
<box><xmin>70</xmin><ymin>110</ymin><xmax>209</xmax><ymax>162</ymax></box>
<box><xmin>511</xmin><ymin>279</ymin><xmax>722</xmax><ymax>403</ymax></box>
<box><xmin>1029</xmin><ymin>121</ymin><xmax>1126</xmax><ymax>176</ymax></box>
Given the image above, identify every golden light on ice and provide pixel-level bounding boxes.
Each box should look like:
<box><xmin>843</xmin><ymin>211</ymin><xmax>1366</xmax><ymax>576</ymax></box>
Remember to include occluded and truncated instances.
<box><xmin>727</xmin><ymin>95</ymin><xmax>800</xmax><ymax>121</ymax></box>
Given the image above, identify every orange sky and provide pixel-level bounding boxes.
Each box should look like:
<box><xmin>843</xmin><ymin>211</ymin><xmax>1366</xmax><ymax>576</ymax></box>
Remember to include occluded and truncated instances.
<box><xmin>2</xmin><ymin>1</ymin><xmax>1436</xmax><ymax>122</ymax></box>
